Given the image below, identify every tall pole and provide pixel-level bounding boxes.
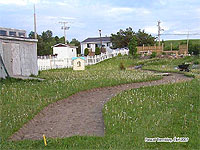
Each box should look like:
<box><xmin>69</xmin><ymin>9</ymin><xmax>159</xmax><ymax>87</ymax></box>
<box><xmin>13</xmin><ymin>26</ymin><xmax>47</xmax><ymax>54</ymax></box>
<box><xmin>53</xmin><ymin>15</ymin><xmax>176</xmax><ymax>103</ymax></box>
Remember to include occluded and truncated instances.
<box><xmin>99</xmin><ymin>29</ymin><xmax>102</xmax><ymax>53</ymax></box>
<box><xmin>59</xmin><ymin>21</ymin><xmax>70</xmax><ymax>44</ymax></box>
<box><xmin>157</xmin><ymin>20</ymin><xmax>161</xmax><ymax>47</ymax></box>
<box><xmin>34</xmin><ymin>4</ymin><xmax>37</xmax><ymax>39</ymax></box>
<box><xmin>187</xmin><ymin>31</ymin><xmax>189</xmax><ymax>53</ymax></box>
<box><xmin>157</xmin><ymin>20</ymin><xmax>164</xmax><ymax>47</ymax></box>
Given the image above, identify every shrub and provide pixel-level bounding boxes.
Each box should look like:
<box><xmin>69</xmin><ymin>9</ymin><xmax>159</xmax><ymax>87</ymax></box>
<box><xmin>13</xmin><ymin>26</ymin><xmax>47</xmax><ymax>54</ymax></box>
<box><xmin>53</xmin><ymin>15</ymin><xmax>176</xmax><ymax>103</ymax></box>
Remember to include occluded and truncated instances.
<box><xmin>95</xmin><ymin>47</ymin><xmax>101</xmax><ymax>55</ymax></box>
<box><xmin>119</xmin><ymin>62</ymin><xmax>125</xmax><ymax>70</ymax></box>
<box><xmin>193</xmin><ymin>60</ymin><xmax>199</xmax><ymax>65</ymax></box>
<box><xmin>162</xmin><ymin>52</ymin><xmax>166</xmax><ymax>55</ymax></box>
<box><xmin>151</xmin><ymin>52</ymin><xmax>157</xmax><ymax>58</ymax></box>
<box><xmin>118</xmin><ymin>53</ymin><xmax>122</xmax><ymax>57</ymax></box>
<box><xmin>84</xmin><ymin>48</ymin><xmax>89</xmax><ymax>56</ymax></box>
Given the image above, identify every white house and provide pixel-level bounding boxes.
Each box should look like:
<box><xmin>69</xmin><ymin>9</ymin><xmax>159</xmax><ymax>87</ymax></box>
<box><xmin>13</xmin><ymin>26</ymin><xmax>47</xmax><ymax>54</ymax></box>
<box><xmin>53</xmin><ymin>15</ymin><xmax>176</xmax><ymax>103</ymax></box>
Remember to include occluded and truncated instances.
<box><xmin>0</xmin><ymin>27</ymin><xmax>38</xmax><ymax>78</ymax></box>
<box><xmin>81</xmin><ymin>37</ymin><xmax>112</xmax><ymax>55</ymax></box>
<box><xmin>53</xmin><ymin>43</ymin><xmax>77</xmax><ymax>59</ymax></box>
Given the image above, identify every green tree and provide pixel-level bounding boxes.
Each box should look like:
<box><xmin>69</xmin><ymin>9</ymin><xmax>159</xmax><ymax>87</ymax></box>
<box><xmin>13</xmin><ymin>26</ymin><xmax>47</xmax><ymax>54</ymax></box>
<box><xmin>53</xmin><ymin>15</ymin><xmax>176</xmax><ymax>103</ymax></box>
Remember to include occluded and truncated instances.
<box><xmin>111</xmin><ymin>27</ymin><xmax>156</xmax><ymax>49</ymax></box>
<box><xmin>111</xmin><ymin>27</ymin><xmax>135</xmax><ymax>49</ymax></box>
<box><xmin>128</xmin><ymin>36</ymin><xmax>137</xmax><ymax>56</ymax></box>
<box><xmin>136</xmin><ymin>29</ymin><xmax>155</xmax><ymax>46</ymax></box>
<box><xmin>70</xmin><ymin>38</ymin><xmax>81</xmax><ymax>55</ymax></box>
<box><xmin>84</xmin><ymin>48</ymin><xmax>89</xmax><ymax>56</ymax></box>
<box><xmin>95</xmin><ymin>47</ymin><xmax>101</xmax><ymax>55</ymax></box>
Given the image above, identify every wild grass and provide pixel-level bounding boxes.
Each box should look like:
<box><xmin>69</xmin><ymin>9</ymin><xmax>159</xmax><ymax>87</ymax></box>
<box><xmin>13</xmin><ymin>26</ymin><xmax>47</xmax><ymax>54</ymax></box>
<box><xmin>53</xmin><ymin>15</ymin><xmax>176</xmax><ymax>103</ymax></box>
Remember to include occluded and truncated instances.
<box><xmin>2</xmin><ymin>78</ymin><xmax>199</xmax><ymax>149</ymax></box>
<box><xmin>0</xmin><ymin>56</ymin><xmax>160</xmax><ymax>144</ymax></box>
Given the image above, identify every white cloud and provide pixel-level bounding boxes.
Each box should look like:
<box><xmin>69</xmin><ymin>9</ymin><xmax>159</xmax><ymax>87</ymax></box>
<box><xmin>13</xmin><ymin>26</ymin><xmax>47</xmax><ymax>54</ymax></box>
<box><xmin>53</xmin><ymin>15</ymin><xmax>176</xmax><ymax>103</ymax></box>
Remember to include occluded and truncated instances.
<box><xmin>0</xmin><ymin>0</ymin><xmax>40</xmax><ymax>5</ymax></box>
<box><xmin>144</xmin><ymin>26</ymin><xmax>157</xmax><ymax>34</ymax></box>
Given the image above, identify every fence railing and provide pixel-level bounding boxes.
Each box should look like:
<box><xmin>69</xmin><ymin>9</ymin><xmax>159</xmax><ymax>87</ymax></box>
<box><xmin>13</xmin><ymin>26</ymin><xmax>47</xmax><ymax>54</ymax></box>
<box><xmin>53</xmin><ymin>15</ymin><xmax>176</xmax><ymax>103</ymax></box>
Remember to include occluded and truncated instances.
<box><xmin>38</xmin><ymin>49</ymin><xmax>129</xmax><ymax>70</ymax></box>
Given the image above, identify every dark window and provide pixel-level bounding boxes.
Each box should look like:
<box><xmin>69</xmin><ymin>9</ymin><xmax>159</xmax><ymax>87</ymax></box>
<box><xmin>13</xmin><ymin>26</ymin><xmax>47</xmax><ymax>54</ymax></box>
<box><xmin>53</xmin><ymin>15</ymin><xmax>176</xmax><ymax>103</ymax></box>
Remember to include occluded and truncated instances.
<box><xmin>72</xmin><ymin>49</ymin><xmax>73</xmax><ymax>52</ymax></box>
<box><xmin>18</xmin><ymin>32</ymin><xmax>25</xmax><ymax>37</ymax></box>
<box><xmin>9</xmin><ymin>31</ymin><xmax>16</xmax><ymax>36</ymax></box>
<box><xmin>107</xmin><ymin>43</ymin><xmax>109</xmax><ymax>47</ymax></box>
<box><xmin>87</xmin><ymin>44</ymin><xmax>90</xmax><ymax>48</ymax></box>
<box><xmin>0</xmin><ymin>30</ymin><xmax>7</xmax><ymax>36</ymax></box>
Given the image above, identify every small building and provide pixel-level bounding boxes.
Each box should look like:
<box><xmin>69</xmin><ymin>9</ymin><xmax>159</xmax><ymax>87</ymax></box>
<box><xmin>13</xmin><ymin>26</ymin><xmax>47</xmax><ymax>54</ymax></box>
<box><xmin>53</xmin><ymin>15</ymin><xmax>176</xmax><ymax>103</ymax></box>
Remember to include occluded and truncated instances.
<box><xmin>72</xmin><ymin>57</ymin><xmax>85</xmax><ymax>70</ymax></box>
<box><xmin>81</xmin><ymin>37</ymin><xmax>112</xmax><ymax>55</ymax></box>
<box><xmin>0</xmin><ymin>28</ymin><xmax>38</xmax><ymax>79</ymax></box>
<box><xmin>53</xmin><ymin>43</ymin><xmax>77</xmax><ymax>59</ymax></box>
<box><xmin>0</xmin><ymin>27</ymin><xmax>26</xmax><ymax>37</ymax></box>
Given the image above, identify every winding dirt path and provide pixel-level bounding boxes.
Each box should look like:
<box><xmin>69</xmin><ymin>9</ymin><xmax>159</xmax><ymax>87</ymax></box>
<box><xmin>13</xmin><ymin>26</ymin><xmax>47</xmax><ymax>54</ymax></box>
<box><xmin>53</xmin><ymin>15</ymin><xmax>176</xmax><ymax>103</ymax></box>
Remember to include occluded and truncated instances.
<box><xmin>10</xmin><ymin>72</ymin><xmax>192</xmax><ymax>141</ymax></box>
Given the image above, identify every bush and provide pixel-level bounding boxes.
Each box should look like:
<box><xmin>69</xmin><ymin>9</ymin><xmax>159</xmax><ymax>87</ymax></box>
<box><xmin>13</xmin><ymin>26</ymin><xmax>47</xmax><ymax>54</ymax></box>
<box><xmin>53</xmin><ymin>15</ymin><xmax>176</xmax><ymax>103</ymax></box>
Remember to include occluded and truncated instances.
<box><xmin>162</xmin><ymin>52</ymin><xmax>166</xmax><ymax>55</ymax></box>
<box><xmin>151</xmin><ymin>52</ymin><xmax>157</xmax><ymax>58</ymax></box>
<box><xmin>95</xmin><ymin>47</ymin><xmax>101</xmax><ymax>55</ymax></box>
<box><xmin>119</xmin><ymin>62</ymin><xmax>125</xmax><ymax>70</ymax></box>
<box><xmin>193</xmin><ymin>60</ymin><xmax>199</xmax><ymax>65</ymax></box>
<box><xmin>84</xmin><ymin>48</ymin><xmax>89</xmax><ymax>56</ymax></box>
<box><xmin>118</xmin><ymin>53</ymin><xmax>122</xmax><ymax>57</ymax></box>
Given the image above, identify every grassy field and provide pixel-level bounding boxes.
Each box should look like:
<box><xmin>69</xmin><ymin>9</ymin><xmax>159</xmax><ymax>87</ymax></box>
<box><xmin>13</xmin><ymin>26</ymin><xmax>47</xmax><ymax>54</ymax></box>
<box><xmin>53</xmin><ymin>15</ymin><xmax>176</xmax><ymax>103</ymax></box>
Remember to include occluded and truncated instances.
<box><xmin>2</xmin><ymin>72</ymin><xmax>199</xmax><ymax>149</ymax></box>
<box><xmin>142</xmin><ymin>56</ymin><xmax>200</xmax><ymax>78</ymax></box>
<box><xmin>0</xmin><ymin>56</ymin><xmax>160</xmax><ymax>147</ymax></box>
<box><xmin>162</xmin><ymin>39</ymin><xmax>200</xmax><ymax>50</ymax></box>
<box><xmin>1</xmin><ymin>56</ymin><xmax>199</xmax><ymax>149</ymax></box>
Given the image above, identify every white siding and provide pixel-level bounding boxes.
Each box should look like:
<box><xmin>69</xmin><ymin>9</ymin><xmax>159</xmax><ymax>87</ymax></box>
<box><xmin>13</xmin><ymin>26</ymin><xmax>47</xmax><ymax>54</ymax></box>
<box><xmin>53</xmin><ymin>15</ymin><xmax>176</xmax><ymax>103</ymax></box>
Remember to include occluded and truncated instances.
<box><xmin>53</xmin><ymin>46</ymin><xmax>77</xmax><ymax>59</ymax></box>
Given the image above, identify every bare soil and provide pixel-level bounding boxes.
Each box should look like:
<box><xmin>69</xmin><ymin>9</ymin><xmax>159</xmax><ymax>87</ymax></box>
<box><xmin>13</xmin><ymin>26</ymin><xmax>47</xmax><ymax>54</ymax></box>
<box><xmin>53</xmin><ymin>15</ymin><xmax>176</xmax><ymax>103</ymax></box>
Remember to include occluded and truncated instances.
<box><xmin>10</xmin><ymin>72</ymin><xmax>192</xmax><ymax>141</ymax></box>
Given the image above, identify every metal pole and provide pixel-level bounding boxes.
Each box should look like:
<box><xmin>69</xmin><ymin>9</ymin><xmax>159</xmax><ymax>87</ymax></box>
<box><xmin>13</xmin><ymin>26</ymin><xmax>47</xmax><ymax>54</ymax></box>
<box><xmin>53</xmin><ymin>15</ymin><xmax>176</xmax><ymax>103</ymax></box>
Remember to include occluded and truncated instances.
<box><xmin>34</xmin><ymin>4</ymin><xmax>37</xmax><ymax>39</ymax></box>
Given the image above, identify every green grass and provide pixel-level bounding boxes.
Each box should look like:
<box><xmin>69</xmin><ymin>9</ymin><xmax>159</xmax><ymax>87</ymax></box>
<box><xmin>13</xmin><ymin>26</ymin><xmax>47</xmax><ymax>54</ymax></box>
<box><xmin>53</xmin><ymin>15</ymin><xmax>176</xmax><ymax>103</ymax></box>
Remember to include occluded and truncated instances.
<box><xmin>163</xmin><ymin>39</ymin><xmax>200</xmax><ymax>50</ymax></box>
<box><xmin>142</xmin><ymin>56</ymin><xmax>200</xmax><ymax>78</ymax></box>
<box><xmin>1</xmin><ymin>56</ymin><xmax>199</xmax><ymax>149</ymax></box>
<box><xmin>1</xmin><ymin>78</ymin><xmax>199</xmax><ymax>149</ymax></box>
<box><xmin>0</xmin><ymin>56</ymin><xmax>161</xmax><ymax>146</ymax></box>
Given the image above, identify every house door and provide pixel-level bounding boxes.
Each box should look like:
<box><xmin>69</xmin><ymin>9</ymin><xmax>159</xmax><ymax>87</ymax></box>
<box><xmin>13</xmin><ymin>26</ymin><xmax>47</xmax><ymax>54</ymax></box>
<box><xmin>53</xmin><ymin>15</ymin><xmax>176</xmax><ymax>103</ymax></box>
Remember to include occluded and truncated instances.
<box><xmin>11</xmin><ymin>43</ymin><xmax>21</xmax><ymax>76</ymax></box>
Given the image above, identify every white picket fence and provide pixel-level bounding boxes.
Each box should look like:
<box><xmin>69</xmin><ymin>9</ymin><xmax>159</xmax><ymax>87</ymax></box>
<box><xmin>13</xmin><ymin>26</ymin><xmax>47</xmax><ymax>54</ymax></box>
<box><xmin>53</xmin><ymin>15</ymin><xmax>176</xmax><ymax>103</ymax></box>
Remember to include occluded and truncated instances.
<box><xmin>38</xmin><ymin>49</ymin><xmax>129</xmax><ymax>71</ymax></box>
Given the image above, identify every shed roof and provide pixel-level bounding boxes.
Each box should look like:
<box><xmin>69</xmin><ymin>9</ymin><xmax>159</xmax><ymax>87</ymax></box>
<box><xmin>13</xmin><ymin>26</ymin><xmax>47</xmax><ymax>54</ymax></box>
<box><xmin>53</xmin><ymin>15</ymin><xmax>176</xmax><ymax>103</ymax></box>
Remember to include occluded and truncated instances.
<box><xmin>82</xmin><ymin>37</ymin><xmax>111</xmax><ymax>43</ymax></box>
<box><xmin>53</xmin><ymin>43</ymin><xmax>78</xmax><ymax>48</ymax></box>
<box><xmin>72</xmin><ymin>57</ymin><xmax>85</xmax><ymax>60</ymax></box>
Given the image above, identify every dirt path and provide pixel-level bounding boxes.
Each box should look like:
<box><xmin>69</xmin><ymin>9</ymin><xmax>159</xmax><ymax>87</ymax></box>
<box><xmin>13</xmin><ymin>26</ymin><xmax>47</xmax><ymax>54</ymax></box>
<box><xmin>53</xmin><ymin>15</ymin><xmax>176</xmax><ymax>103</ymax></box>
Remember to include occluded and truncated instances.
<box><xmin>10</xmin><ymin>72</ymin><xmax>192</xmax><ymax>141</ymax></box>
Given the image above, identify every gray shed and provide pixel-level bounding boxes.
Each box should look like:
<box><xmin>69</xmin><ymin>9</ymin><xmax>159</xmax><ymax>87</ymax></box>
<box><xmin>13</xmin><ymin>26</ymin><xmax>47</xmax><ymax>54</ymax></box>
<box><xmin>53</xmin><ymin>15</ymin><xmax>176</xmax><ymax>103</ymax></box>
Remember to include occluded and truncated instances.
<box><xmin>0</xmin><ymin>36</ymin><xmax>38</xmax><ymax>78</ymax></box>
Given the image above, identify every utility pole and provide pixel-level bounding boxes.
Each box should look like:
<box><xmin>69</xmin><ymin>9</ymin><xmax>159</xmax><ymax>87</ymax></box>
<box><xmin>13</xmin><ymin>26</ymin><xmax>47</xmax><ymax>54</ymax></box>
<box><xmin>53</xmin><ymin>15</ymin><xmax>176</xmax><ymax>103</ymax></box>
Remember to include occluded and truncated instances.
<box><xmin>187</xmin><ymin>31</ymin><xmax>189</xmax><ymax>53</ymax></box>
<box><xmin>34</xmin><ymin>4</ymin><xmax>37</xmax><ymax>39</ymax></box>
<box><xmin>157</xmin><ymin>20</ymin><xmax>164</xmax><ymax>47</ymax></box>
<box><xmin>59</xmin><ymin>21</ymin><xmax>70</xmax><ymax>44</ymax></box>
<box><xmin>99</xmin><ymin>29</ymin><xmax>102</xmax><ymax>53</ymax></box>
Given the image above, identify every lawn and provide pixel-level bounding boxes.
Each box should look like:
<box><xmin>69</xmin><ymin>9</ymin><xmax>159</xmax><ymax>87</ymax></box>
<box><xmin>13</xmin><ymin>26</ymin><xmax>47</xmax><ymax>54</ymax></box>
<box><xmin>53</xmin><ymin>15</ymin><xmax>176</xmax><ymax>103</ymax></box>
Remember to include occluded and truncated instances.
<box><xmin>0</xmin><ymin>56</ymin><xmax>160</xmax><ymax>147</ymax></box>
<box><xmin>163</xmin><ymin>39</ymin><xmax>200</xmax><ymax>50</ymax></box>
<box><xmin>141</xmin><ymin>56</ymin><xmax>200</xmax><ymax>78</ymax></box>
<box><xmin>1</xmin><ymin>56</ymin><xmax>199</xmax><ymax>149</ymax></box>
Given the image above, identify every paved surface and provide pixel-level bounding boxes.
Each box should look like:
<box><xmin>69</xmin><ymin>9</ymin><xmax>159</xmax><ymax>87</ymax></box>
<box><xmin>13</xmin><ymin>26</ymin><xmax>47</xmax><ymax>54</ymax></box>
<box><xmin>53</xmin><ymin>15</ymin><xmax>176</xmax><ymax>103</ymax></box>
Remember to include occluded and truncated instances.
<box><xmin>10</xmin><ymin>72</ymin><xmax>192</xmax><ymax>141</ymax></box>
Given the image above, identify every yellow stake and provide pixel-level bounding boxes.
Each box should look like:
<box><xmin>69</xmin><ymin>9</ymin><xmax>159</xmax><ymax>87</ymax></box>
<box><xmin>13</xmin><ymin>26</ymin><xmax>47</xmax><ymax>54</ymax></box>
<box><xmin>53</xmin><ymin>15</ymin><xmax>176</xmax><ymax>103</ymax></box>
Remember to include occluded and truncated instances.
<box><xmin>43</xmin><ymin>134</ymin><xmax>47</xmax><ymax>146</ymax></box>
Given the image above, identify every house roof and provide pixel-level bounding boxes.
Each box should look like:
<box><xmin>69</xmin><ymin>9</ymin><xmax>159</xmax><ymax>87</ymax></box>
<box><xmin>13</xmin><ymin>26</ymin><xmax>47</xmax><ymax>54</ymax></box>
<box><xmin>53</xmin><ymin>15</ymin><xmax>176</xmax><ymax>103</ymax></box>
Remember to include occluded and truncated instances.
<box><xmin>82</xmin><ymin>37</ymin><xmax>111</xmax><ymax>43</ymax></box>
<box><xmin>53</xmin><ymin>43</ymin><xmax>78</xmax><ymax>48</ymax></box>
<box><xmin>72</xmin><ymin>57</ymin><xmax>85</xmax><ymax>60</ymax></box>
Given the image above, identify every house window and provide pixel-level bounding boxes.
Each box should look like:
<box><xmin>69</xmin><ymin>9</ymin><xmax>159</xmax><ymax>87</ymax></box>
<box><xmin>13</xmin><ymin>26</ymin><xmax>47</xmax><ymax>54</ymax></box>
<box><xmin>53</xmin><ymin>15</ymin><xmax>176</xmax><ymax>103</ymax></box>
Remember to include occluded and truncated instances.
<box><xmin>18</xmin><ymin>32</ymin><xmax>25</xmax><ymax>37</ymax></box>
<box><xmin>0</xmin><ymin>30</ymin><xmax>7</xmax><ymax>36</ymax></box>
<box><xmin>107</xmin><ymin>43</ymin><xmax>110</xmax><ymax>47</ymax></box>
<box><xmin>9</xmin><ymin>31</ymin><xmax>16</xmax><ymax>36</ymax></box>
<box><xmin>87</xmin><ymin>44</ymin><xmax>90</xmax><ymax>48</ymax></box>
<box><xmin>77</xmin><ymin>61</ymin><xmax>81</xmax><ymax>67</ymax></box>
<box><xmin>72</xmin><ymin>49</ymin><xmax>73</xmax><ymax>52</ymax></box>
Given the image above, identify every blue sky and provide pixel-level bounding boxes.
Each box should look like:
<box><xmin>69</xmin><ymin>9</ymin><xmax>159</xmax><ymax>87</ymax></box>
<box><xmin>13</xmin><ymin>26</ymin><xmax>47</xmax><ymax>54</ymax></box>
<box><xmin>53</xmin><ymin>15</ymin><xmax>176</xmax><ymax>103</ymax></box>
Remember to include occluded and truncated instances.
<box><xmin>0</xmin><ymin>0</ymin><xmax>200</xmax><ymax>41</ymax></box>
